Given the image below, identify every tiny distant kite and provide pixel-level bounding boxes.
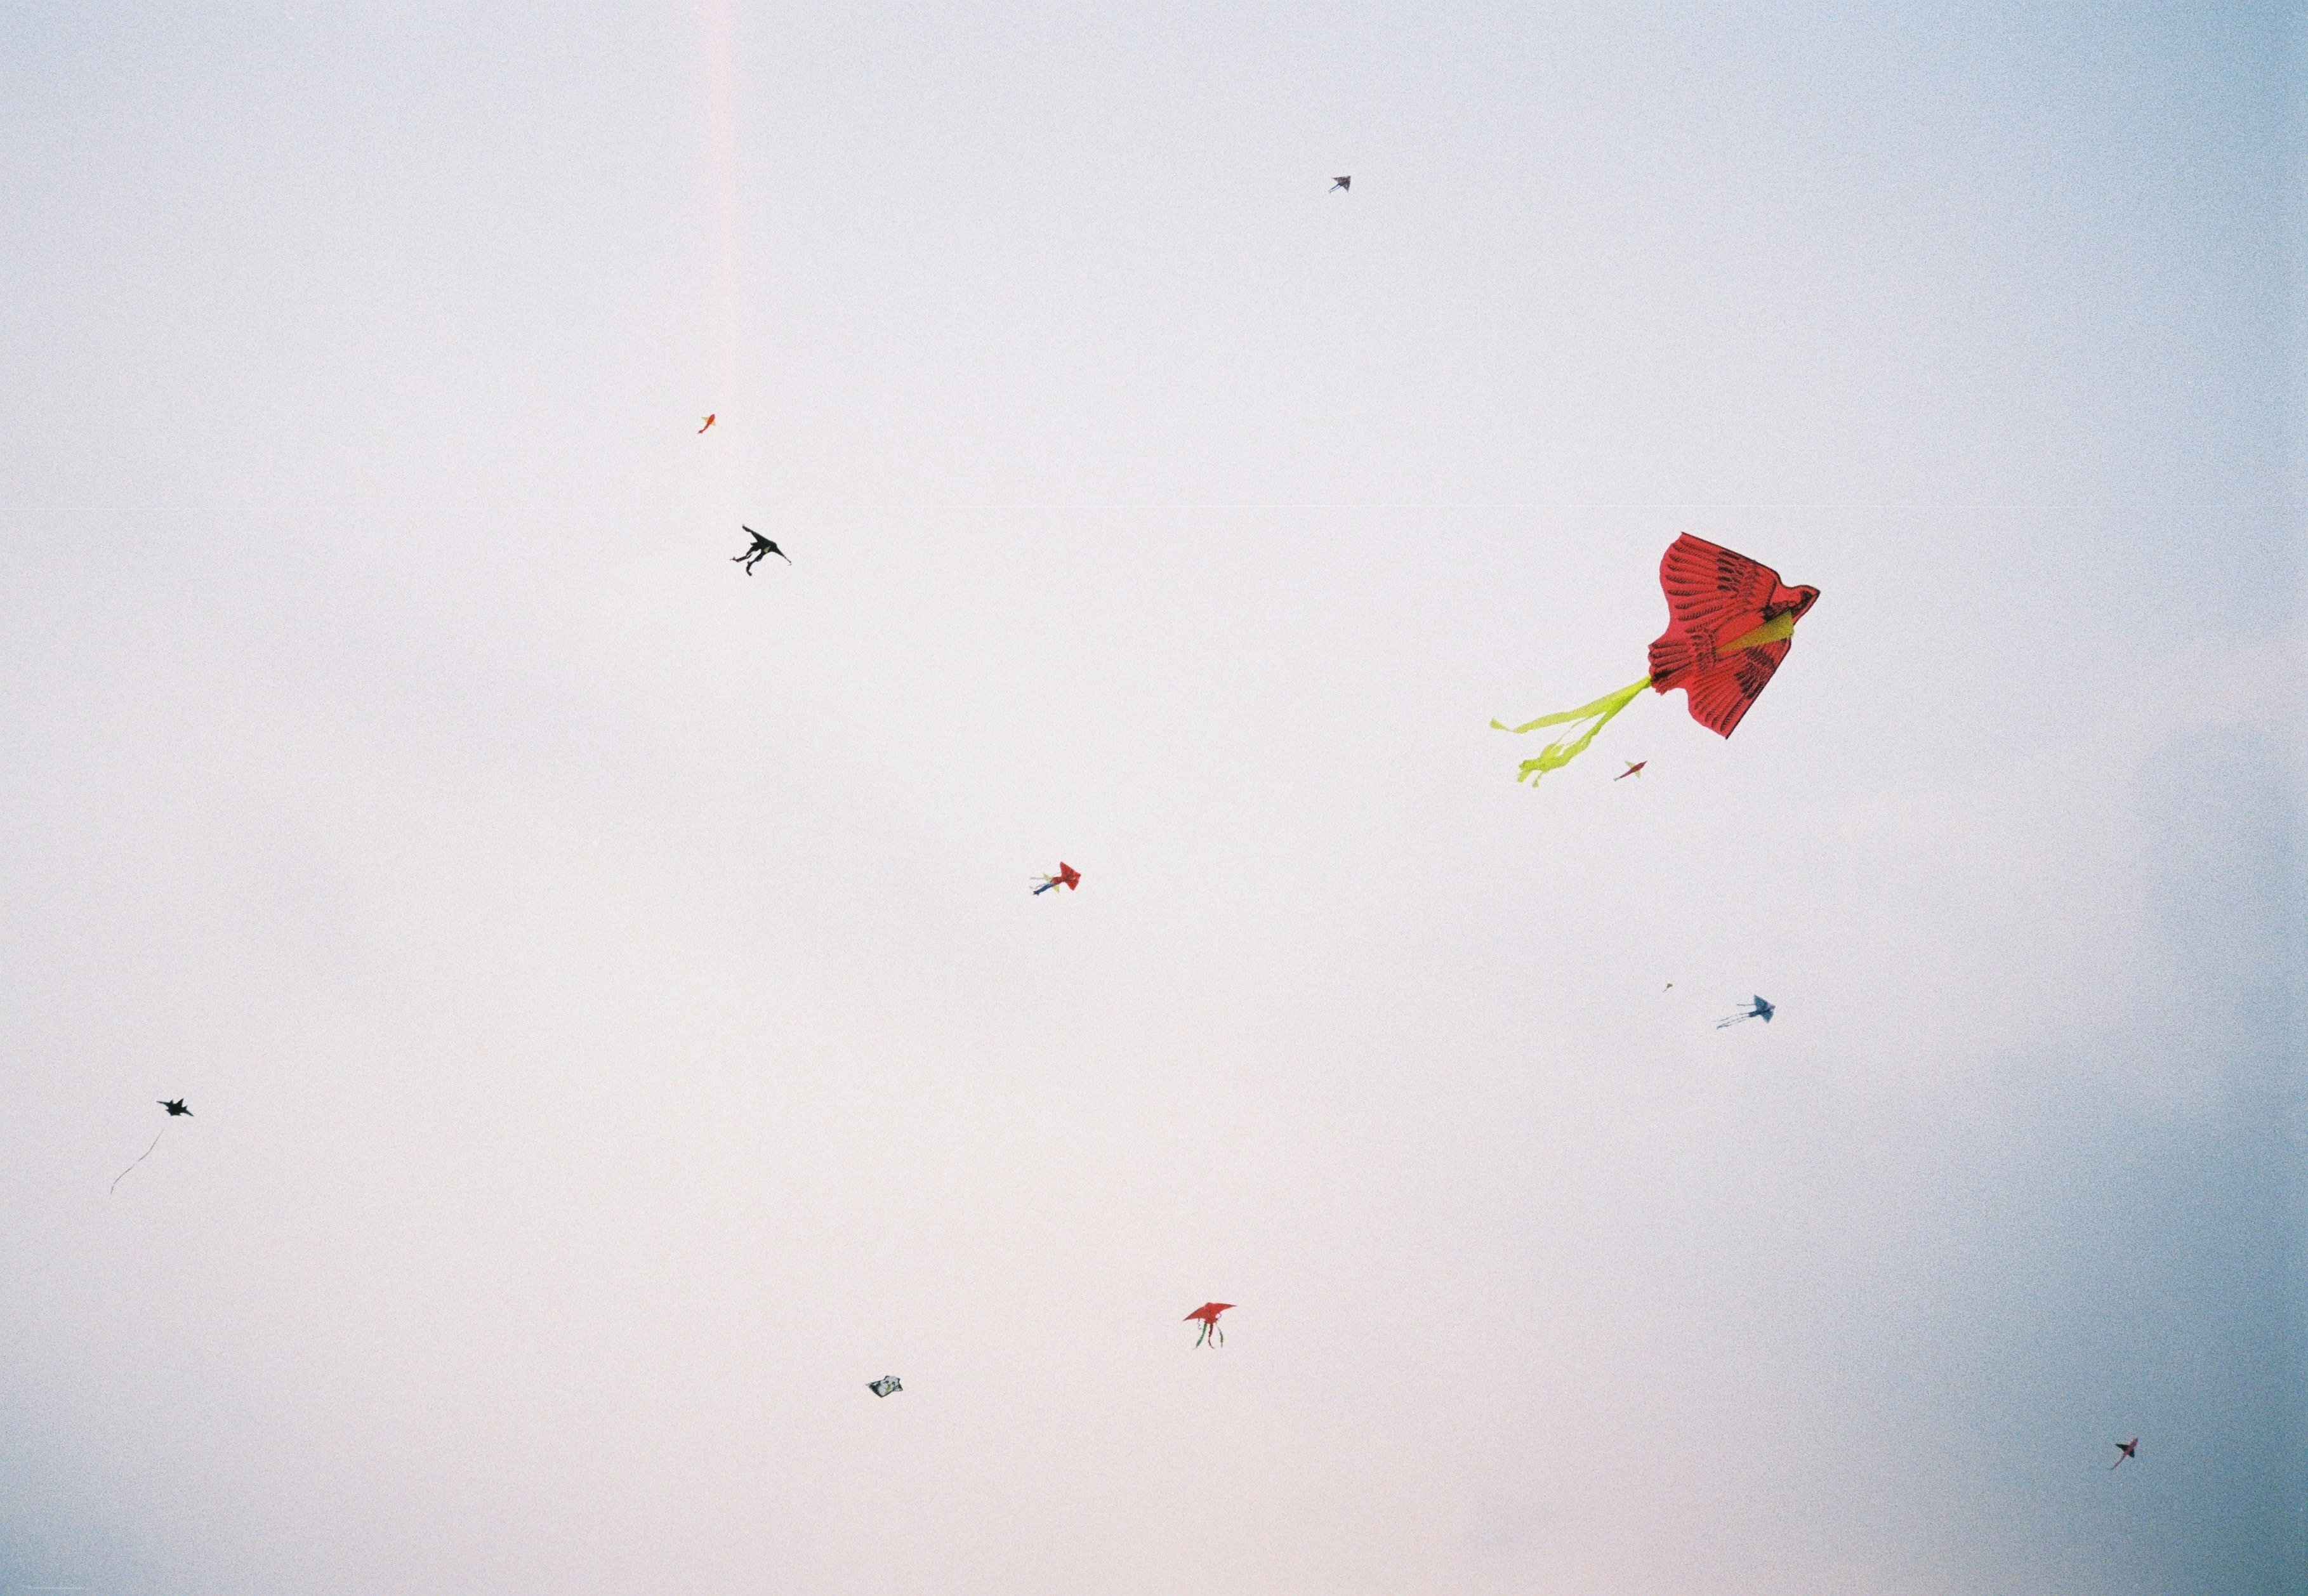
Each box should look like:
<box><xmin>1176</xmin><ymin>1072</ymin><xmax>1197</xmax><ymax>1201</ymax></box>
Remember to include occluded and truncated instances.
<box><xmin>112</xmin><ymin>1100</ymin><xmax>191</xmax><ymax>1194</ymax></box>
<box><xmin>1493</xmin><ymin>535</ymin><xmax>1819</xmax><ymax>783</ymax></box>
<box><xmin>733</xmin><ymin>526</ymin><xmax>790</xmax><ymax>573</ymax></box>
<box><xmin>867</xmin><ymin>1376</ymin><xmax>903</xmax><ymax>1398</ymax></box>
<box><xmin>2112</xmin><ymin>1439</ymin><xmax>2138</xmax><ymax>1469</ymax></box>
<box><xmin>698</xmin><ymin>413</ymin><xmax>716</xmax><ymax>433</ymax></box>
<box><xmin>1185</xmin><ymin>1302</ymin><xmax>1232</xmax><ymax>1347</ymax></box>
<box><xmin>1717</xmin><ymin>996</ymin><xmax>1774</xmax><ymax>1027</ymax></box>
<box><xmin>1032</xmin><ymin>862</ymin><xmax>1081</xmax><ymax>896</ymax></box>
<box><xmin>1331</xmin><ymin>176</ymin><xmax>1351</xmax><ymax>192</ymax></box>
<box><xmin>1616</xmin><ymin>761</ymin><xmax>1647</xmax><ymax>781</ymax></box>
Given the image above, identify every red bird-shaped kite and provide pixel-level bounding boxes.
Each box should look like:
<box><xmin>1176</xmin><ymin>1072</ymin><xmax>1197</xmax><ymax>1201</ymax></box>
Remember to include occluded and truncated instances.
<box><xmin>1493</xmin><ymin>535</ymin><xmax>1819</xmax><ymax>783</ymax></box>
<box><xmin>1032</xmin><ymin>862</ymin><xmax>1081</xmax><ymax>896</ymax></box>
<box><xmin>698</xmin><ymin>413</ymin><xmax>716</xmax><ymax>433</ymax></box>
<box><xmin>1185</xmin><ymin>1302</ymin><xmax>1232</xmax><ymax>1347</ymax></box>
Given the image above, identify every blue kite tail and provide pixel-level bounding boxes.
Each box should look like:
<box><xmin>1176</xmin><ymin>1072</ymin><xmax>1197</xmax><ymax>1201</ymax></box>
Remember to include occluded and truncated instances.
<box><xmin>1032</xmin><ymin>880</ymin><xmax>1055</xmax><ymax>894</ymax></box>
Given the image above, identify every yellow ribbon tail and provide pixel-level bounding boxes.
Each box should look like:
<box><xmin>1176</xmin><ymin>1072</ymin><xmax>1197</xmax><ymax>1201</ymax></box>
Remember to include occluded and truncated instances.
<box><xmin>1489</xmin><ymin>675</ymin><xmax>1652</xmax><ymax>784</ymax></box>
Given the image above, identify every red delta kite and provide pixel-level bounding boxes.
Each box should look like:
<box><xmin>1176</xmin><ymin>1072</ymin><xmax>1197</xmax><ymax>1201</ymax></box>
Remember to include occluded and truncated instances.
<box><xmin>1185</xmin><ymin>1302</ymin><xmax>1232</xmax><ymax>1347</ymax></box>
<box><xmin>1032</xmin><ymin>862</ymin><xmax>1081</xmax><ymax>896</ymax></box>
<box><xmin>1492</xmin><ymin>535</ymin><xmax>1819</xmax><ymax>784</ymax></box>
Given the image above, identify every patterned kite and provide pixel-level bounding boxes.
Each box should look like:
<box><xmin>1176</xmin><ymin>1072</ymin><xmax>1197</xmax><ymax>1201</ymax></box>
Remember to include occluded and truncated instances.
<box><xmin>867</xmin><ymin>1376</ymin><xmax>903</xmax><ymax>1398</ymax></box>
<box><xmin>1493</xmin><ymin>535</ymin><xmax>1819</xmax><ymax>783</ymax></box>
<box><xmin>1032</xmin><ymin>862</ymin><xmax>1081</xmax><ymax>896</ymax></box>
<box><xmin>1185</xmin><ymin>1302</ymin><xmax>1232</xmax><ymax>1347</ymax></box>
<box><xmin>1717</xmin><ymin>996</ymin><xmax>1774</xmax><ymax>1028</ymax></box>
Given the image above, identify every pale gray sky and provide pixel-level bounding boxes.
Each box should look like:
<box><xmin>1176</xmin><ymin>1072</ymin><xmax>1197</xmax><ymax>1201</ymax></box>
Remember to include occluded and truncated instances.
<box><xmin>1</xmin><ymin>4</ymin><xmax>2300</xmax><ymax>1594</ymax></box>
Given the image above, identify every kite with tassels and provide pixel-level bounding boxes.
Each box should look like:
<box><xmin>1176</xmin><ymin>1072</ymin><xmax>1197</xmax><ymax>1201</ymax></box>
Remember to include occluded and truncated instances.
<box><xmin>1492</xmin><ymin>535</ymin><xmax>1819</xmax><ymax>783</ymax></box>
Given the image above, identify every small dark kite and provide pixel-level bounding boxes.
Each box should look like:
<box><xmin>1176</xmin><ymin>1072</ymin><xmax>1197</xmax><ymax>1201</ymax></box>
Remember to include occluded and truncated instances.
<box><xmin>734</xmin><ymin>527</ymin><xmax>790</xmax><ymax>573</ymax></box>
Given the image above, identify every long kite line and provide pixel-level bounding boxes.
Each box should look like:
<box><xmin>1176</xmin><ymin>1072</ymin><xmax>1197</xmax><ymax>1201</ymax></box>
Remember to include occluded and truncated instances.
<box><xmin>697</xmin><ymin>500</ymin><xmax>2283</xmax><ymax>513</ymax></box>
<box><xmin>110</xmin><ymin>1128</ymin><xmax>166</xmax><ymax>1194</ymax></box>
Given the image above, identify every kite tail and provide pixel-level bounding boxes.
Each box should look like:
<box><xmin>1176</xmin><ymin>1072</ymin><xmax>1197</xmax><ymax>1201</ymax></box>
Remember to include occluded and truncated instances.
<box><xmin>1490</xmin><ymin>675</ymin><xmax>1651</xmax><ymax>784</ymax></box>
<box><xmin>110</xmin><ymin>1128</ymin><xmax>165</xmax><ymax>1194</ymax></box>
<box><xmin>1032</xmin><ymin>879</ymin><xmax>1055</xmax><ymax>895</ymax></box>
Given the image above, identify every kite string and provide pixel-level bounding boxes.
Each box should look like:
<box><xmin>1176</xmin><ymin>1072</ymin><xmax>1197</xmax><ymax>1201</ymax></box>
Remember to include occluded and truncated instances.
<box><xmin>111</xmin><ymin>1128</ymin><xmax>165</xmax><ymax>1194</ymax></box>
<box><xmin>1490</xmin><ymin>675</ymin><xmax>1651</xmax><ymax>782</ymax></box>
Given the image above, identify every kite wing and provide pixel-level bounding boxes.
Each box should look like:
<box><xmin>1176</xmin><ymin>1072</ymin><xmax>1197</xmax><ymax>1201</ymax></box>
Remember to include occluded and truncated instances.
<box><xmin>1647</xmin><ymin>534</ymin><xmax>1819</xmax><ymax>737</ymax></box>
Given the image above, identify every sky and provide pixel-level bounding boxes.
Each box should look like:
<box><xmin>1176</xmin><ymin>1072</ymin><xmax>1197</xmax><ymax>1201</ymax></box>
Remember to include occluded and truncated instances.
<box><xmin>1</xmin><ymin>4</ymin><xmax>2301</xmax><ymax>1593</ymax></box>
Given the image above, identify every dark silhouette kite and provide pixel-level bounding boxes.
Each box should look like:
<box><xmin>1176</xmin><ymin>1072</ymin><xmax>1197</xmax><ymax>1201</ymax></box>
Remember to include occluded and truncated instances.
<box><xmin>1717</xmin><ymin>996</ymin><xmax>1774</xmax><ymax>1028</ymax></box>
<box><xmin>1331</xmin><ymin>176</ymin><xmax>1351</xmax><ymax>192</ymax></box>
<box><xmin>1185</xmin><ymin>1302</ymin><xmax>1232</xmax><ymax>1347</ymax></box>
<box><xmin>698</xmin><ymin>413</ymin><xmax>716</xmax><ymax>433</ymax></box>
<box><xmin>1032</xmin><ymin>862</ymin><xmax>1081</xmax><ymax>896</ymax></box>
<box><xmin>1616</xmin><ymin>760</ymin><xmax>1647</xmax><ymax>780</ymax></box>
<box><xmin>867</xmin><ymin>1376</ymin><xmax>903</xmax><ymax>1398</ymax></box>
<box><xmin>113</xmin><ymin>1101</ymin><xmax>191</xmax><ymax>1194</ymax></box>
<box><xmin>2112</xmin><ymin>1439</ymin><xmax>2138</xmax><ymax>1468</ymax></box>
<box><xmin>1493</xmin><ymin>535</ymin><xmax>1819</xmax><ymax>782</ymax></box>
<box><xmin>733</xmin><ymin>527</ymin><xmax>789</xmax><ymax>573</ymax></box>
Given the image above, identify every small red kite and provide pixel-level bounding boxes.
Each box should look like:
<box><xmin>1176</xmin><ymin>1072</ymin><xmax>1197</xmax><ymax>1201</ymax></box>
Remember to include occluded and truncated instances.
<box><xmin>2111</xmin><ymin>1439</ymin><xmax>2138</xmax><ymax>1468</ymax></box>
<box><xmin>698</xmin><ymin>413</ymin><xmax>716</xmax><ymax>433</ymax></box>
<box><xmin>1493</xmin><ymin>535</ymin><xmax>1819</xmax><ymax>783</ymax></box>
<box><xmin>1616</xmin><ymin>760</ymin><xmax>1647</xmax><ymax>780</ymax></box>
<box><xmin>1032</xmin><ymin>862</ymin><xmax>1081</xmax><ymax>896</ymax></box>
<box><xmin>1185</xmin><ymin>1302</ymin><xmax>1232</xmax><ymax>1347</ymax></box>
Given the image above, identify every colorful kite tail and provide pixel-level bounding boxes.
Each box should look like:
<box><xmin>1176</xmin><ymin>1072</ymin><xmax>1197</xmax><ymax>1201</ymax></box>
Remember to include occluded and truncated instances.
<box><xmin>1032</xmin><ymin>878</ymin><xmax>1055</xmax><ymax>895</ymax></box>
<box><xmin>1490</xmin><ymin>675</ymin><xmax>1651</xmax><ymax>783</ymax></box>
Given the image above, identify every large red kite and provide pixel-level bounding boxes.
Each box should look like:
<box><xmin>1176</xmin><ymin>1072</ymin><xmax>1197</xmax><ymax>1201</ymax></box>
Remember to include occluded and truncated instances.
<box><xmin>1032</xmin><ymin>862</ymin><xmax>1082</xmax><ymax>896</ymax></box>
<box><xmin>1185</xmin><ymin>1302</ymin><xmax>1232</xmax><ymax>1347</ymax></box>
<box><xmin>1492</xmin><ymin>536</ymin><xmax>1819</xmax><ymax>782</ymax></box>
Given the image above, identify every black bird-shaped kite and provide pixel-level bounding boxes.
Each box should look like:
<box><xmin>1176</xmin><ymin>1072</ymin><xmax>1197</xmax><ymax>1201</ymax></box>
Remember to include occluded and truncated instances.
<box><xmin>2111</xmin><ymin>1439</ymin><xmax>2138</xmax><ymax>1469</ymax></box>
<box><xmin>1331</xmin><ymin>175</ymin><xmax>1351</xmax><ymax>192</ymax></box>
<box><xmin>733</xmin><ymin>527</ymin><xmax>790</xmax><ymax>574</ymax></box>
<box><xmin>114</xmin><ymin>1100</ymin><xmax>192</xmax><ymax>1192</ymax></box>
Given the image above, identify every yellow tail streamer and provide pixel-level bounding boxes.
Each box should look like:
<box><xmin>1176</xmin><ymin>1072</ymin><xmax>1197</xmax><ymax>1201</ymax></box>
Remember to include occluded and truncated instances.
<box><xmin>1490</xmin><ymin>675</ymin><xmax>1652</xmax><ymax>784</ymax></box>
